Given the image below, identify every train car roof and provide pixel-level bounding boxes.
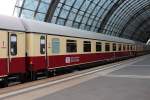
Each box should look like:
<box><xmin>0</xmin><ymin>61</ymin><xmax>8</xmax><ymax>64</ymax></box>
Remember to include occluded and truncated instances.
<box><xmin>0</xmin><ymin>15</ymin><xmax>25</xmax><ymax>31</ymax></box>
<box><xmin>22</xmin><ymin>19</ymin><xmax>135</xmax><ymax>44</ymax></box>
<box><xmin>0</xmin><ymin>15</ymin><xmax>140</xmax><ymax>44</ymax></box>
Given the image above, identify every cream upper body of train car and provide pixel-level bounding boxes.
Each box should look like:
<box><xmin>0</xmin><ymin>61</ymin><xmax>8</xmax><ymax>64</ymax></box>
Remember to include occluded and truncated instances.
<box><xmin>0</xmin><ymin>15</ymin><xmax>146</xmax><ymax>85</ymax></box>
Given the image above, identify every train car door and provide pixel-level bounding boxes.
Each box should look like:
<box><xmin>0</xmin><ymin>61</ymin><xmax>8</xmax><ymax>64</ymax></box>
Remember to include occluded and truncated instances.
<box><xmin>47</xmin><ymin>35</ymin><xmax>53</xmax><ymax>70</ymax></box>
<box><xmin>39</xmin><ymin>34</ymin><xmax>47</xmax><ymax>70</ymax></box>
<box><xmin>47</xmin><ymin>35</ymin><xmax>59</xmax><ymax>69</ymax></box>
<box><xmin>8</xmin><ymin>32</ymin><xmax>26</xmax><ymax>75</ymax></box>
<box><xmin>47</xmin><ymin>35</ymin><xmax>61</xmax><ymax>71</ymax></box>
<box><xmin>0</xmin><ymin>31</ymin><xmax>8</xmax><ymax>77</ymax></box>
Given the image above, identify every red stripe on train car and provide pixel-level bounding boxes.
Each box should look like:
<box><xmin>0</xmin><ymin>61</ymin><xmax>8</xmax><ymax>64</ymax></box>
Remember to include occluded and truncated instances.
<box><xmin>9</xmin><ymin>57</ymin><xmax>26</xmax><ymax>74</ymax></box>
<box><xmin>0</xmin><ymin>58</ymin><xmax>8</xmax><ymax>76</ymax></box>
<box><xmin>27</xmin><ymin>51</ymin><xmax>134</xmax><ymax>72</ymax></box>
<box><xmin>0</xmin><ymin>57</ymin><xmax>26</xmax><ymax>76</ymax></box>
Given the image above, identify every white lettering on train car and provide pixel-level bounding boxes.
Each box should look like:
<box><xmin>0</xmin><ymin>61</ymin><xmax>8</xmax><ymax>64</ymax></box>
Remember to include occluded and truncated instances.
<box><xmin>65</xmin><ymin>57</ymin><xmax>71</xmax><ymax>63</ymax></box>
<box><xmin>65</xmin><ymin>57</ymin><xmax>80</xmax><ymax>63</ymax></box>
<box><xmin>1</xmin><ymin>41</ymin><xmax>6</xmax><ymax>48</ymax></box>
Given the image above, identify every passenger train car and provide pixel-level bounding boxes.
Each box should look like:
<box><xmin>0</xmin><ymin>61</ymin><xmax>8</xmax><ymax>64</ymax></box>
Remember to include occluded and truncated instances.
<box><xmin>0</xmin><ymin>15</ymin><xmax>148</xmax><ymax>87</ymax></box>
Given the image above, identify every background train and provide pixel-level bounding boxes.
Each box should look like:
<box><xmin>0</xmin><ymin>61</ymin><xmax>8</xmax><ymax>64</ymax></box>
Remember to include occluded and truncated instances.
<box><xmin>0</xmin><ymin>15</ymin><xmax>149</xmax><ymax>87</ymax></box>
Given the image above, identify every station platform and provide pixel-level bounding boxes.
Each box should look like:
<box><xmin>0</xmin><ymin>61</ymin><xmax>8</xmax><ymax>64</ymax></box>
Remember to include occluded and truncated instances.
<box><xmin>1</xmin><ymin>54</ymin><xmax>150</xmax><ymax>100</ymax></box>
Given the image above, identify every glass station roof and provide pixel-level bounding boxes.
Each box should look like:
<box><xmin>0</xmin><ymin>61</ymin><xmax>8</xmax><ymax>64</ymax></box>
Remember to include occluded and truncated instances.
<box><xmin>14</xmin><ymin>0</ymin><xmax>150</xmax><ymax>42</ymax></box>
<box><xmin>50</xmin><ymin>0</ymin><xmax>117</xmax><ymax>32</ymax></box>
<box><xmin>14</xmin><ymin>0</ymin><xmax>52</xmax><ymax>21</ymax></box>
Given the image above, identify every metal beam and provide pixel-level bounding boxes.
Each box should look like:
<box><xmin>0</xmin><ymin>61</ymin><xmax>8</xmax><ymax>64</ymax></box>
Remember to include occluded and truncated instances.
<box><xmin>33</xmin><ymin>0</ymin><xmax>42</xmax><ymax>18</ymax></box>
<box><xmin>79</xmin><ymin>0</ymin><xmax>93</xmax><ymax>29</ymax></box>
<box><xmin>148</xmin><ymin>32</ymin><xmax>150</xmax><ymax>40</ymax></box>
<box><xmin>64</xmin><ymin>0</ymin><xmax>77</xmax><ymax>26</ymax></box>
<box><xmin>44</xmin><ymin>0</ymin><xmax>60</xmax><ymax>22</ymax></box>
<box><xmin>18</xmin><ymin>0</ymin><xmax>26</xmax><ymax>17</ymax></box>
<box><xmin>85</xmin><ymin>0</ymin><xmax>102</xmax><ymax>31</ymax></box>
<box><xmin>119</xmin><ymin>5</ymin><xmax>150</xmax><ymax>37</ymax></box>
<box><xmin>72</xmin><ymin>1</ymin><xmax>85</xmax><ymax>27</ymax></box>
<box><xmin>132</xmin><ymin>22</ymin><xmax>150</xmax><ymax>42</ymax></box>
<box><xmin>131</xmin><ymin>17</ymin><xmax>150</xmax><ymax>39</ymax></box>
<box><xmin>98</xmin><ymin>0</ymin><xmax>126</xmax><ymax>33</ymax></box>
<box><xmin>136</xmin><ymin>24</ymin><xmax>150</xmax><ymax>42</ymax></box>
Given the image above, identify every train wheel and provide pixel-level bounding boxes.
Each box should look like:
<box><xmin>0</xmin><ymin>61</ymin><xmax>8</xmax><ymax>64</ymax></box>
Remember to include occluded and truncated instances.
<box><xmin>0</xmin><ymin>77</ymin><xmax>8</xmax><ymax>88</ymax></box>
<box><xmin>44</xmin><ymin>70</ymin><xmax>51</xmax><ymax>78</ymax></box>
<box><xmin>20</xmin><ymin>74</ymin><xmax>26</xmax><ymax>83</ymax></box>
<box><xmin>31</xmin><ymin>72</ymin><xmax>37</xmax><ymax>81</ymax></box>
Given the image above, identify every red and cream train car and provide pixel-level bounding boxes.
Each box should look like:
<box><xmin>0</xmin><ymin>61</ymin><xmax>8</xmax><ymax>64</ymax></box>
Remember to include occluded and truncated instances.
<box><xmin>0</xmin><ymin>15</ymin><xmax>147</xmax><ymax>86</ymax></box>
<box><xmin>23</xmin><ymin>19</ymin><xmax>138</xmax><ymax>80</ymax></box>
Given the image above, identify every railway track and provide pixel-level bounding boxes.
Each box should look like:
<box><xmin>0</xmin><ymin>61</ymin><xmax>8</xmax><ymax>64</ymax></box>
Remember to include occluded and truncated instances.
<box><xmin>0</xmin><ymin>55</ymin><xmax>147</xmax><ymax>99</ymax></box>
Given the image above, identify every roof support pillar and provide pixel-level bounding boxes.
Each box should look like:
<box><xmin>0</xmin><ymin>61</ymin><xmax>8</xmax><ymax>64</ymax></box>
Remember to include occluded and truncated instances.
<box><xmin>44</xmin><ymin>0</ymin><xmax>60</xmax><ymax>22</ymax></box>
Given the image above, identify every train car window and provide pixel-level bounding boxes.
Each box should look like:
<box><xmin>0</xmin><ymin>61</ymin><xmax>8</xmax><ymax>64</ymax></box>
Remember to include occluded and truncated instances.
<box><xmin>130</xmin><ymin>45</ymin><xmax>132</xmax><ymax>51</ymax></box>
<box><xmin>105</xmin><ymin>43</ymin><xmax>110</xmax><ymax>51</ymax></box>
<box><xmin>52</xmin><ymin>38</ymin><xmax>60</xmax><ymax>54</ymax></box>
<box><xmin>113</xmin><ymin>43</ymin><xmax>116</xmax><ymax>51</ymax></box>
<box><xmin>96</xmin><ymin>42</ymin><xmax>102</xmax><ymax>52</ymax></box>
<box><xmin>133</xmin><ymin>45</ymin><xmax>135</xmax><ymax>50</ymax></box>
<box><xmin>40</xmin><ymin>36</ymin><xmax>46</xmax><ymax>54</ymax></box>
<box><xmin>123</xmin><ymin>45</ymin><xmax>126</xmax><ymax>51</ymax></box>
<box><xmin>118</xmin><ymin>44</ymin><xmax>122</xmax><ymax>51</ymax></box>
<box><xmin>66</xmin><ymin>40</ymin><xmax>77</xmax><ymax>53</ymax></box>
<box><xmin>10</xmin><ymin>34</ymin><xmax>17</xmax><ymax>56</ymax></box>
<box><xmin>127</xmin><ymin>45</ymin><xmax>130</xmax><ymax>51</ymax></box>
<box><xmin>134</xmin><ymin>45</ymin><xmax>136</xmax><ymax>50</ymax></box>
<box><xmin>132</xmin><ymin>45</ymin><xmax>134</xmax><ymax>51</ymax></box>
<box><xmin>84</xmin><ymin>41</ymin><xmax>91</xmax><ymax>52</ymax></box>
